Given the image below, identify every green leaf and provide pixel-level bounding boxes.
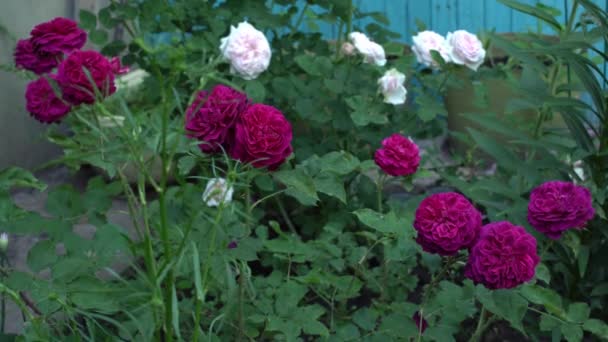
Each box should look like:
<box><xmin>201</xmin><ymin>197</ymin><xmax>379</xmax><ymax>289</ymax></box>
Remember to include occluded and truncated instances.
<box><xmin>90</xmin><ymin>29</ymin><xmax>109</xmax><ymax>45</ymax></box>
<box><xmin>318</xmin><ymin>151</ymin><xmax>360</xmax><ymax>175</ymax></box>
<box><xmin>520</xmin><ymin>284</ymin><xmax>564</xmax><ymax>316</ymax></box>
<box><xmin>467</xmin><ymin>128</ymin><xmax>521</xmax><ymax>172</ymax></box>
<box><xmin>353</xmin><ymin>209</ymin><xmax>401</xmax><ymax>234</ymax></box>
<box><xmin>583</xmin><ymin>319</ymin><xmax>608</xmax><ymax>339</ymax></box>
<box><xmin>245</xmin><ymin>80</ymin><xmax>266</xmax><ymax>102</ymax></box>
<box><xmin>295</xmin><ymin>55</ymin><xmax>332</xmax><ymax>76</ymax></box>
<box><xmin>274</xmin><ymin>169</ymin><xmax>319</xmax><ymax>206</ymax></box>
<box><xmin>314</xmin><ymin>173</ymin><xmax>346</xmax><ymax>204</ymax></box>
<box><xmin>498</xmin><ymin>0</ymin><xmax>562</xmax><ymax>31</ymax></box>
<box><xmin>415</xmin><ymin>93</ymin><xmax>447</xmax><ymax>121</ymax></box>
<box><xmin>27</xmin><ymin>240</ymin><xmax>57</xmax><ymax>272</ymax></box>
<box><xmin>353</xmin><ymin>308</ymin><xmax>379</xmax><ymax>331</ymax></box>
<box><xmin>535</xmin><ymin>263</ymin><xmax>551</xmax><ymax>284</ymax></box>
<box><xmin>346</xmin><ymin>96</ymin><xmax>387</xmax><ymax>126</ymax></box>
<box><xmin>323</xmin><ymin>79</ymin><xmax>344</xmax><ymax>94</ymax></box>
<box><xmin>0</xmin><ymin>167</ymin><xmax>45</xmax><ymax>192</ymax></box>
<box><xmin>476</xmin><ymin>287</ymin><xmax>528</xmax><ymax>332</ymax></box>
<box><xmin>561</xmin><ymin>324</ymin><xmax>583</xmax><ymax>342</ymax></box>
<box><xmin>577</xmin><ymin>246</ymin><xmax>589</xmax><ymax>277</ymax></box>
<box><xmin>191</xmin><ymin>242</ymin><xmax>204</xmax><ymax>301</ymax></box>
<box><xmin>46</xmin><ymin>185</ymin><xmax>85</xmax><ymax>218</ymax></box>
<box><xmin>566</xmin><ymin>303</ymin><xmax>590</xmax><ymax>323</ymax></box>
<box><xmin>591</xmin><ymin>283</ymin><xmax>608</xmax><ymax>297</ymax></box>
<box><xmin>79</xmin><ymin>9</ymin><xmax>97</xmax><ymax>31</ymax></box>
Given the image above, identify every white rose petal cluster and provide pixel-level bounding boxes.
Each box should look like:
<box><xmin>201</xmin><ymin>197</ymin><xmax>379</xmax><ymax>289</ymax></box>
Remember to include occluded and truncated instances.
<box><xmin>412</xmin><ymin>29</ymin><xmax>486</xmax><ymax>71</ymax></box>
<box><xmin>378</xmin><ymin>69</ymin><xmax>407</xmax><ymax>105</ymax></box>
<box><xmin>220</xmin><ymin>22</ymin><xmax>271</xmax><ymax>80</ymax></box>
<box><xmin>348</xmin><ymin>31</ymin><xmax>386</xmax><ymax>66</ymax></box>
<box><xmin>202</xmin><ymin>178</ymin><xmax>234</xmax><ymax>207</ymax></box>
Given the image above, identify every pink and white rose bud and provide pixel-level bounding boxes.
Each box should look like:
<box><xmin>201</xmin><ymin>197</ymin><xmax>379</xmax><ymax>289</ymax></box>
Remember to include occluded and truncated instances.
<box><xmin>446</xmin><ymin>30</ymin><xmax>486</xmax><ymax>71</ymax></box>
<box><xmin>341</xmin><ymin>42</ymin><xmax>355</xmax><ymax>56</ymax></box>
<box><xmin>202</xmin><ymin>178</ymin><xmax>234</xmax><ymax>207</ymax></box>
<box><xmin>348</xmin><ymin>31</ymin><xmax>387</xmax><ymax>66</ymax></box>
<box><xmin>378</xmin><ymin>68</ymin><xmax>407</xmax><ymax>105</ymax></box>
<box><xmin>411</xmin><ymin>30</ymin><xmax>451</xmax><ymax>68</ymax></box>
<box><xmin>220</xmin><ymin>22</ymin><xmax>271</xmax><ymax>80</ymax></box>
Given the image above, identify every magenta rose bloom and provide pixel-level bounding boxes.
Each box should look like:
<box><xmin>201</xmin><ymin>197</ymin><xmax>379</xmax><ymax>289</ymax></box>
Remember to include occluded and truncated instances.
<box><xmin>30</xmin><ymin>17</ymin><xmax>86</xmax><ymax>54</ymax></box>
<box><xmin>57</xmin><ymin>50</ymin><xmax>116</xmax><ymax>105</ymax></box>
<box><xmin>374</xmin><ymin>133</ymin><xmax>420</xmax><ymax>176</ymax></box>
<box><xmin>527</xmin><ymin>180</ymin><xmax>595</xmax><ymax>239</ymax></box>
<box><xmin>14</xmin><ymin>39</ymin><xmax>61</xmax><ymax>74</ymax></box>
<box><xmin>110</xmin><ymin>57</ymin><xmax>130</xmax><ymax>75</ymax></box>
<box><xmin>413</xmin><ymin>192</ymin><xmax>482</xmax><ymax>255</ymax></box>
<box><xmin>465</xmin><ymin>221</ymin><xmax>540</xmax><ymax>289</ymax></box>
<box><xmin>185</xmin><ymin>85</ymin><xmax>249</xmax><ymax>153</ymax></box>
<box><xmin>230</xmin><ymin>103</ymin><xmax>293</xmax><ymax>170</ymax></box>
<box><xmin>26</xmin><ymin>75</ymin><xmax>71</xmax><ymax>123</ymax></box>
<box><xmin>413</xmin><ymin>311</ymin><xmax>428</xmax><ymax>334</ymax></box>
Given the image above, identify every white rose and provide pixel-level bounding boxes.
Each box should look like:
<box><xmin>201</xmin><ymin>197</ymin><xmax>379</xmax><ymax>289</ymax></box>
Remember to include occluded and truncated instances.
<box><xmin>411</xmin><ymin>30</ymin><xmax>451</xmax><ymax>68</ymax></box>
<box><xmin>0</xmin><ymin>232</ymin><xmax>7</xmax><ymax>252</ymax></box>
<box><xmin>341</xmin><ymin>42</ymin><xmax>356</xmax><ymax>56</ymax></box>
<box><xmin>202</xmin><ymin>178</ymin><xmax>234</xmax><ymax>207</ymax></box>
<box><xmin>378</xmin><ymin>68</ymin><xmax>407</xmax><ymax>105</ymax></box>
<box><xmin>220</xmin><ymin>22</ymin><xmax>271</xmax><ymax>80</ymax></box>
<box><xmin>446</xmin><ymin>30</ymin><xmax>486</xmax><ymax>71</ymax></box>
<box><xmin>116</xmin><ymin>69</ymin><xmax>149</xmax><ymax>91</ymax></box>
<box><xmin>348</xmin><ymin>31</ymin><xmax>387</xmax><ymax>66</ymax></box>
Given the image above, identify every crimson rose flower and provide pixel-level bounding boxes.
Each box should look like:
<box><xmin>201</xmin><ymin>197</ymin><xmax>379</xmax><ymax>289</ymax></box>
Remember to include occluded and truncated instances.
<box><xmin>527</xmin><ymin>180</ymin><xmax>595</xmax><ymax>239</ymax></box>
<box><xmin>413</xmin><ymin>311</ymin><xmax>428</xmax><ymax>334</ymax></box>
<box><xmin>25</xmin><ymin>75</ymin><xmax>71</xmax><ymax>123</ymax></box>
<box><xmin>14</xmin><ymin>39</ymin><xmax>61</xmax><ymax>74</ymax></box>
<box><xmin>110</xmin><ymin>57</ymin><xmax>130</xmax><ymax>75</ymax></box>
<box><xmin>30</xmin><ymin>17</ymin><xmax>86</xmax><ymax>54</ymax></box>
<box><xmin>57</xmin><ymin>50</ymin><xmax>116</xmax><ymax>105</ymax></box>
<box><xmin>185</xmin><ymin>85</ymin><xmax>249</xmax><ymax>153</ymax></box>
<box><xmin>374</xmin><ymin>133</ymin><xmax>420</xmax><ymax>176</ymax></box>
<box><xmin>465</xmin><ymin>221</ymin><xmax>540</xmax><ymax>289</ymax></box>
<box><xmin>413</xmin><ymin>192</ymin><xmax>482</xmax><ymax>255</ymax></box>
<box><xmin>230</xmin><ymin>103</ymin><xmax>292</xmax><ymax>170</ymax></box>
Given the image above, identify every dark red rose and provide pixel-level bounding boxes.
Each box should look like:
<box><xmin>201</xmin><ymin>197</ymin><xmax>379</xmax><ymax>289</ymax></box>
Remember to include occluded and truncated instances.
<box><xmin>110</xmin><ymin>57</ymin><xmax>130</xmax><ymax>75</ymax></box>
<box><xmin>374</xmin><ymin>133</ymin><xmax>420</xmax><ymax>176</ymax></box>
<box><xmin>57</xmin><ymin>50</ymin><xmax>116</xmax><ymax>105</ymax></box>
<box><xmin>413</xmin><ymin>192</ymin><xmax>482</xmax><ymax>255</ymax></box>
<box><xmin>30</xmin><ymin>17</ymin><xmax>86</xmax><ymax>54</ymax></box>
<box><xmin>230</xmin><ymin>103</ymin><xmax>293</xmax><ymax>170</ymax></box>
<box><xmin>413</xmin><ymin>311</ymin><xmax>428</xmax><ymax>334</ymax></box>
<box><xmin>465</xmin><ymin>221</ymin><xmax>540</xmax><ymax>290</ymax></box>
<box><xmin>185</xmin><ymin>85</ymin><xmax>249</xmax><ymax>153</ymax></box>
<box><xmin>527</xmin><ymin>180</ymin><xmax>595</xmax><ymax>239</ymax></box>
<box><xmin>14</xmin><ymin>39</ymin><xmax>61</xmax><ymax>74</ymax></box>
<box><xmin>25</xmin><ymin>75</ymin><xmax>71</xmax><ymax>123</ymax></box>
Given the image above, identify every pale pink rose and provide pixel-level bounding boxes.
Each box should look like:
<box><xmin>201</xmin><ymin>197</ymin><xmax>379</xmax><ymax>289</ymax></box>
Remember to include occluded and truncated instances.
<box><xmin>411</xmin><ymin>31</ymin><xmax>451</xmax><ymax>68</ymax></box>
<box><xmin>341</xmin><ymin>42</ymin><xmax>355</xmax><ymax>56</ymax></box>
<box><xmin>220</xmin><ymin>22</ymin><xmax>271</xmax><ymax>80</ymax></box>
<box><xmin>378</xmin><ymin>68</ymin><xmax>407</xmax><ymax>105</ymax></box>
<box><xmin>447</xmin><ymin>30</ymin><xmax>486</xmax><ymax>71</ymax></box>
<box><xmin>348</xmin><ymin>31</ymin><xmax>386</xmax><ymax>66</ymax></box>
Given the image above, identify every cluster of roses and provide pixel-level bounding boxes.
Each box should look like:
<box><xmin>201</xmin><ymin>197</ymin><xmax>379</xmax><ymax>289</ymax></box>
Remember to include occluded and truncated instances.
<box><xmin>412</xmin><ymin>29</ymin><xmax>486</xmax><ymax>71</ymax></box>
<box><xmin>14</xmin><ymin>17</ymin><xmax>124</xmax><ymax>123</ymax></box>
<box><xmin>184</xmin><ymin>84</ymin><xmax>293</xmax><ymax>171</ymax></box>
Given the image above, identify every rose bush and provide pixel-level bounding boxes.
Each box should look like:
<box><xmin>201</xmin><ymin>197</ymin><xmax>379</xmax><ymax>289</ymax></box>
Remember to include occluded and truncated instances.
<box><xmin>1</xmin><ymin>0</ymin><xmax>607</xmax><ymax>341</ymax></box>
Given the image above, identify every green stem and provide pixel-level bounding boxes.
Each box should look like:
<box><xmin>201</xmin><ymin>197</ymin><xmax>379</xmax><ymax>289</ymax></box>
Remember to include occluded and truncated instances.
<box><xmin>237</xmin><ymin>262</ymin><xmax>246</xmax><ymax>342</ymax></box>
<box><xmin>376</xmin><ymin>174</ymin><xmax>385</xmax><ymax>213</ymax></box>
<box><xmin>470</xmin><ymin>306</ymin><xmax>487</xmax><ymax>342</ymax></box>
<box><xmin>346</xmin><ymin>0</ymin><xmax>353</xmax><ymax>35</ymax></box>
<box><xmin>0</xmin><ymin>256</ymin><xmax>5</xmax><ymax>333</ymax></box>
<box><xmin>276</xmin><ymin>197</ymin><xmax>297</xmax><ymax>234</ymax></box>
<box><xmin>291</xmin><ymin>3</ymin><xmax>309</xmax><ymax>35</ymax></box>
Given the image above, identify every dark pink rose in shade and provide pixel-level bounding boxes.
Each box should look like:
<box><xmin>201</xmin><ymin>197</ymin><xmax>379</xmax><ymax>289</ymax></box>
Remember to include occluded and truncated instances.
<box><xmin>57</xmin><ymin>50</ymin><xmax>116</xmax><ymax>105</ymax></box>
<box><xmin>413</xmin><ymin>192</ymin><xmax>482</xmax><ymax>256</ymax></box>
<box><xmin>26</xmin><ymin>75</ymin><xmax>71</xmax><ymax>123</ymax></box>
<box><xmin>413</xmin><ymin>311</ymin><xmax>428</xmax><ymax>334</ymax></box>
<box><xmin>374</xmin><ymin>133</ymin><xmax>420</xmax><ymax>176</ymax></box>
<box><xmin>185</xmin><ymin>85</ymin><xmax>249</xmax><ymax>153</ymax></box>
<box><xmin>465</xmin><ymin>221</ymin><xmax>540</xmax><ymax>290</ymax></box>
<box><xmin>14</xmin><ymin>39</ymin><xmax>61</xmax><ymax>74</ymax></box>
<box><xmin>227</xmin><ymin>241</ymin><xmax>238</xmax><ymax>249</ymax></box>
<box><xmin>527</xmin><ymin>180</ymin><xmax>595</xmax><ymax>239</ymax></box>
<box><xmin>230</xmin><ymin>103</ymin><xmax>293</xmax><ymax>170</ymax></box>
<box><xmin>30</xmin><ymin>17</ymin><xmax>87</xmax><ymax>54</ymax></box>
<box><xmin>110</xmin><ymin>57</ymin><xmax>130</xmax><ymax>75</ymax></box>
